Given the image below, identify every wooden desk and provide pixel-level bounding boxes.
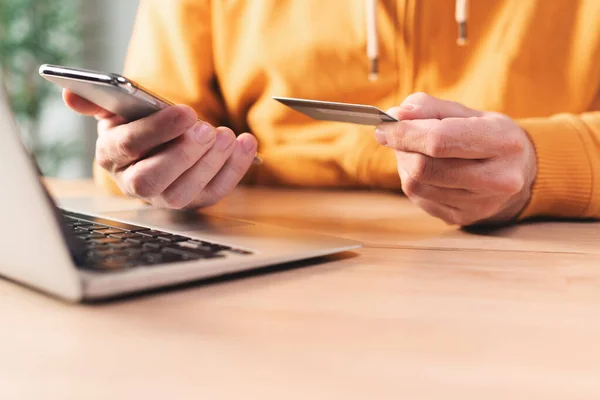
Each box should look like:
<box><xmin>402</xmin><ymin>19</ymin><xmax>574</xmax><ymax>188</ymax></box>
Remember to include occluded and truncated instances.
<box><xmin>2</xmin><ymin>180</ymin><xmax>600</xmax><ymax>399</ymax></box>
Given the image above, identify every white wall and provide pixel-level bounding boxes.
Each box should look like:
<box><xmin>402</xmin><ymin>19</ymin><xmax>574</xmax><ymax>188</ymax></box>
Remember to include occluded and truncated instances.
<box><xmin>41</xmin><ymin>0</ymin><xmax>139</xmax><ymax>178</ymax></box>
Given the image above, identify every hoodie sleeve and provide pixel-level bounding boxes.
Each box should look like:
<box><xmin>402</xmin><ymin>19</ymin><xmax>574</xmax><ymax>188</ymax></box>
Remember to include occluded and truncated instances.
<box><xmin>93</xmin><ymin>0</ymin><xmax>226</xmax><ymax>195</ymax></box>
<box><xmin>518</xmin><ymin>110</ymin><xmax>600</xmax><ymax>220</ymax></box>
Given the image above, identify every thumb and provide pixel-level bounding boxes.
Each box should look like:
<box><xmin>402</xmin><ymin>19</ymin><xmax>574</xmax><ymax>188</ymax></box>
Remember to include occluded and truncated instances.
<box><xmin>387</xmin><ymin>92</ymin><xmax>483</xmax><ymax>121</ymax></box>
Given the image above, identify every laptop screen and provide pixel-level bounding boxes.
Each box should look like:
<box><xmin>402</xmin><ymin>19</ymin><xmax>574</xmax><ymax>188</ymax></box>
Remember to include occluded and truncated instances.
<box><xmin>0</xmin><ymin>80</ymin><xmax>87</xmax><ymax>264</ymax></box>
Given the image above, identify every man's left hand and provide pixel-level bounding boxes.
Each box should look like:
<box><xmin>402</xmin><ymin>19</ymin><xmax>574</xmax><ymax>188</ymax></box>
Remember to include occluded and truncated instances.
<box><xmin>375</xmin><ymin>93</ymin><xmax>537</xmax><ymax>226</ymax></box>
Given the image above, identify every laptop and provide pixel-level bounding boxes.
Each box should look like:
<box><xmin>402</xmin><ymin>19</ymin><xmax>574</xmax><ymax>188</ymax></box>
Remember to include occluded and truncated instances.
<box><xmin>0</xmin><ymin>85</ymin><xmax>361</xmax><ymax>302</ymax></box>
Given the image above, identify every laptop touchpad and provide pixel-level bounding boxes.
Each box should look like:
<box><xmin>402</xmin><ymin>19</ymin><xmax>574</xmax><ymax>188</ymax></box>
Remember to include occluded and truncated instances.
<box><xmin>101</xmin><ymin>208</ymin><xmax>251</xmax><ymax>232</ymax></box>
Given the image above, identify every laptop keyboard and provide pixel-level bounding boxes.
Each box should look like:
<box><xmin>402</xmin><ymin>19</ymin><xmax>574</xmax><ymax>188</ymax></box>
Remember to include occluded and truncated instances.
<box><xmin>61</xmin><ymin>210</ymin><xmax>253</xmax><ymax>272</ymax></box>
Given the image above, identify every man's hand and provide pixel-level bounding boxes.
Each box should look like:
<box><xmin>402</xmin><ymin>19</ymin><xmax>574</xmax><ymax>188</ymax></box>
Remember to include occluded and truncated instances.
<box><xmin>63</xmin><ymin>90</ymin><xmax>257</xmax><ymax>209</ymax></box>
<box><xmin>375</xmin><ymin>93</ymin><xmax>537</xmax><ymax>226</ymax></box>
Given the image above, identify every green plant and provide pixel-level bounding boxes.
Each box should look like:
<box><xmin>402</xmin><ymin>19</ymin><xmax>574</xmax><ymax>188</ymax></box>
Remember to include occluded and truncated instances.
<box><xmin>0</xmin><ymin>0</ymin><xmax>83</xmax><ymax>176</ymax></box>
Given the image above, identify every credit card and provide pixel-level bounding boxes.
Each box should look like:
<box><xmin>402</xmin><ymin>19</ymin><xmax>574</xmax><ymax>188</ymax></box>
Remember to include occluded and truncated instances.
<box><xmin>273</xmin><ymin>96</ymin><xmax>398</xmax><ymax>126</ymax></box>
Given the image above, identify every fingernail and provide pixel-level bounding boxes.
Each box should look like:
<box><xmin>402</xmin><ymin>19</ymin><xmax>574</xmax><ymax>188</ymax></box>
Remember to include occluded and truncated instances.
<box><xmin>374</xmin><ymin>126</ymin><xmax>388</xmax><ymax>145</ymax></box>
<box><xmin>400</xmin><ymin>104</ymin><xmax>415</xmax><ymax>111</ymax></box>
<box><xmin>193</xmin><ymin>122</ymin><xmax>215</xmax><ymax>143</ymax></box>
<box><xmin>241</xmin><ymin>136</ymin><xmax>257</xmax><ymax>153</ymax></box>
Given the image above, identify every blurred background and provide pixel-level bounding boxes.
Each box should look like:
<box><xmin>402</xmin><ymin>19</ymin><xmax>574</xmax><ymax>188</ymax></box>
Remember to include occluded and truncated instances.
<box><xmin>0</xmin><ymin>0</ymin><xmax>139</xmax><ymax>178</ymax></box>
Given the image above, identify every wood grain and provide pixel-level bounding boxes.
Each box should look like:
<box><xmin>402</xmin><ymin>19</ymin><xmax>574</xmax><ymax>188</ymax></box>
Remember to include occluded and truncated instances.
<box><xmin>2</xmin><ymin>180</ymin><xmax>596</xmax><ymax>399</ymax></box>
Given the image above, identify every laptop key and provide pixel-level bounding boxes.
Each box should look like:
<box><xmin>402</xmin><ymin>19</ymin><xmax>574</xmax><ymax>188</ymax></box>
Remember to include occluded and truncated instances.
<box><xmin>77</xmin><ymin>233</ymin><xmax>107</xmax><ymax>240</ymax></box>
<box><xmin>60</xmin><ymin>211</ymin><xmax>151</xmax><ymax>232</ymax></box>
<box><xmin>69</xmin><ymin>221</ymin><xmax>96</xmax><ymax>228</ymax></box>
<box><xmin>109</xmin><ymin>232</ymin><xmax>143</xmax><ymax>240</ymax></box>
<box><xmin>142</xmin><ymin>240</ymin><xmax>165</xmax><ymax>250</ymax></box>
<box><xmin>179</xmin><ymin>241</ymin><xmax>250</xmax><ymax>255</ymax></box>
<box><xmin>161</xmin><ymin>247</ymin><xmax>202</xmax><ymax>260</ymax></box>
<box><xmin>160</xmin><ymin>234</ymin><xmax>190</xmax><ymax>242</ymax></box>
<box><xmin>124</xmin><ymin>247</ymin><xmax>143</xmax><ymax>255</ymax></box>
<box><xmin>124</xmin><ymin>237</ymin><xmax>144</xmax><ymax>245</ymax></box>
<box><xmin>88</xmin><ymin>225</ymin><xmax>110</xmax><ymax>231</ymax></box>
<box><xmin>100</xmin><ymin>228</ymin><xmax>126</xmax><ymax>235</ymax></box>
<box><xmin>90</xmin><ymin>237</ymin><xmax>122</xmax><ymax>245</ymax></box>
<box><xmin>180</xmin><ymin>240</ymin><xmax>231</xmax><ymax>252</ymax></box>
<box><xmin>86</xmin><ymin>242</ymin><xmax>110</xmax><ymax>249</ymax></box>
<box><xmin>165</xmin><ymin>245</ymin><xmax>224</xmax><ymax>259</ymax></box>
<box><xmin>97</xmin><ymin>257</ymin><xmax>137</xmax><ymax>270</ymax></box>
<box><xmin>135</xmin><ymin>230</ymin><xmax>166</xmax><ymax>238</ymax></box>
<box><xmin>107</xmin><ymin>242</ymin><xmax>138</xmax><ymax>250</ymax></box>
<box><xmin>139</xmin><ymin>252</ymin><xmax>165</xmax><ymax>265</ymax></box>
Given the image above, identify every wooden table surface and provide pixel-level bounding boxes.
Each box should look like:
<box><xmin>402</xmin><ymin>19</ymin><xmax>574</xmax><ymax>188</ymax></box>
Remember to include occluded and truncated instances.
<box><xmin>2</xmin><ymin>180</ymin><xmax>600</xmax><ymax>399</ymax></box>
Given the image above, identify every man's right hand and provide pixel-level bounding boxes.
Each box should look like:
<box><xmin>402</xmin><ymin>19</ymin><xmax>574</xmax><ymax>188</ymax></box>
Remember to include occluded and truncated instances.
<box><xmin>63</xmin><ymin>90</ymin><xmax>257</xmax><ymax>209</ymax></box>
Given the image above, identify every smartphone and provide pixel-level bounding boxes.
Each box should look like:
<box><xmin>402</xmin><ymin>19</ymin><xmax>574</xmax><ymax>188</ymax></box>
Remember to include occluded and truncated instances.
<box><xmin>39</xmin><ymin>64</ymin><xmax>174</xmax><ymax>122</ymax></box>
<box><xmin>39</xmin><ymin>64</ymin><xmax>262</xmax><ymax>164</ymax></box>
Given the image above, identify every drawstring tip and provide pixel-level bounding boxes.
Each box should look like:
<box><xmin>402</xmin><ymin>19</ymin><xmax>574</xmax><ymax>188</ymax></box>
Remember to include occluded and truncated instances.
<box><xmin>368</xmin><ymin>58</ymin><xmax>379</xmax><ymax>82</ymax></box>
<box><xmin>456</xmin><ymin>21</ymin><xmax>468</xmax><ymax>46</ymax></box>
<box><xmin>252</xmin><ymin>153</ymin><xmax>263</xmax><ymax>165</ymax></box>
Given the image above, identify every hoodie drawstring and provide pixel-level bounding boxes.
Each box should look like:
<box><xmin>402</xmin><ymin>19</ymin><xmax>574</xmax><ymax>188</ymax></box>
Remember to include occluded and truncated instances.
<box><xmin>455</xmin><ymin>0</ymin><xmax>469</xmax><ymax>46</ymax></box>
<box><xmin>365</xmin><ymin>0</ymin><xmax>469</xmax><ymax>81</ymax></box>
<box><xmin>366</xmin><ymin>0</ymin><xmax>379</xmax><ymax>81</ymax></box>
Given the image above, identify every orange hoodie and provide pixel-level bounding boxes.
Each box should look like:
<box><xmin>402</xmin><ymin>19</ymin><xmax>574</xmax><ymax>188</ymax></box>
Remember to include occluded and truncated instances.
<box><xmin>95</xmin><ymin>0</ymin><xmax>600</xmax><ymax>220</ymax></box>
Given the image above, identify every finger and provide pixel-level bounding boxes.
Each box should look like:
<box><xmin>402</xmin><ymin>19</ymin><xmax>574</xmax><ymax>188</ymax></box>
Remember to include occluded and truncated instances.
<box><xmin>192</xmin><ymin>133</ymin><xmax>258</xmax><ymax>208</ymax></box>
<box><xmin>410</xmin><ymin>195</ymin><xmax>461</xmax><ymax>226</ymax></box>
<box><xmin>97</xmin><ymin>114</ymin><xmax>128</xmax><ymax>131</ymax></box>
<box><xmin>399</xmin><ymin>168</ymin><xmax>475</xmax><ymax>208</ymax></box>
<box><xmin>386</xmin><ymin>92</ymin><xmax>484</xmax><ymax>121</ymax></box>
<box><xmin>376</xmin><ymin>116</ymin><xmax>506</xmax><ymax>159</ymax></box>
<box><xmin>96</xmin><ymin>105</ymin><xmax>199</xmax><ymax>169</ymax></box>
<box><xmin>398</xmin><ymin>168</ymin><xmax>502</xmax><ymax>218</ymax></box>
<box><xmin>157</xmin><ymin>127</ymin><xmax>238</xmax><ymax>209</ymax></box>
<box><xmin>395</xmin><ymin>151</ymin><xmax>524</xmax><ymax>194</ymax></box>
<box><xmin>119</xmin><ymin>122</ymin><xmax>217</xmax><ymax>199</ymax></box>
<box><xmin>63</xmin><ymin>89</ymin><xmax>115</xmax><ymax>119</ymax></box>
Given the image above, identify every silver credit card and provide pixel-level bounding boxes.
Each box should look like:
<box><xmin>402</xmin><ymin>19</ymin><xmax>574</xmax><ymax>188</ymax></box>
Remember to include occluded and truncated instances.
<box><xmin>273</xmin><ymin>96</ymin><xmax>398</xmax><ymax>126</ymax></box>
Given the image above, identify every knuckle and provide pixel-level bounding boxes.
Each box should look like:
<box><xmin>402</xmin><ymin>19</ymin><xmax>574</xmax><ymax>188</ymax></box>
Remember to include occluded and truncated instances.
<box><xmin>160</xmin><ymin>190</ymin><xmax>191</xmax><ymax>210</ymax></box>
<box><xmin>173</xmin><ymin>139</ymin><xmax>197</xmax><ymax>167</ymax></box>
<box><xmin>95</xmin><ymin>145</ymin><xmax>112</xmax><ymax>170</ymax></box>
<box><xmin>439</xmin><ymin>209</ymin><xmax>460</xmax><ymax>226</ymax></box>
<box><xmin>161</xmin><ymin>105</ymin><xmax>196</xmax><ymax>129</ymax></box>
<box><xmin>188</xmin><ymin>123</ymin><xmax>217</xmax><ymax>146</ymax></box>
<box><xmin>406</xmin><ymin>154</ymin><xmax>431</xmax><ymax>181</ymax></box>
<box><xmin>209</xmin><ymin>183</ymin><xmax>229</xmax><ymax>201</ymax></box>
<box><xmin>478</xmin><ymin>202</ymin><xmax>501</xmax><ymax>219</ymax></box>
<box><xmin>498</xmin><ymin>173</ymin><xmax>525</xmax><ymax>194</ymax></box>
<box><xmin>386</xmin><ymin>125</ymin><xmax>403</xmax><ymax>148</ymax></box>
<box><xmin>170</xmin><ymin>104</ymin><xmax>197</xmax><ymax>124</ymax></box>
<box><xmin>504</xmin><ymin>136</ymin><xmax>526</xmax><ymax>154</ymax></box>
<box><xmin>425</xmin><ymin>127</ymin><xmax>447</xmax><ymax>157</ymax></box>
<box><xmin>197</xmin><ymin>197</ymin><xmax>217</xmax><ymax>209</ymax></box>
<box><xmin>115</xmin><ymin>132</ymin><xmax>140</xmax><ymax>160</ymax></box>
<box><xmin>126</xmin><ymin>170</ymin><xmax>158</xmax><ymax>198</ymax></box>
<box><xmin>229</xmin><ymin>156</ymin><xmax>251</xmax><ymax>178</ymax></box>
<box><xmin>406</xmin><ymin>91</ymin><xmax>431</xmax><ymax>105</ymax></box>
<box><xmin>453</xmin><ymin>213</ymin><xmax>474</xmax><ymax>226</ymax></box>
<box><xmin>443</xmin><ymin>207</ymin><xmax>474</xmax><ymax>226</ymax></box>
<box><xmin>401</xmin><ymin>175</ymin><xmax>421</xmax><ymax>198</ymax></box>
<box><xmin>157</xmin><ymin>105</ymin><xmax>196</xmax><ymax>130</ymax></box>
<box><xmin>194</xmin><ymin>156</ymin><xmax>221</xmax><ymax>180</ymax></box>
